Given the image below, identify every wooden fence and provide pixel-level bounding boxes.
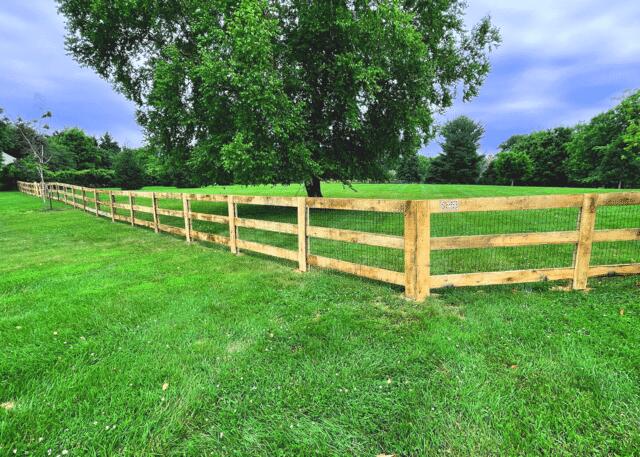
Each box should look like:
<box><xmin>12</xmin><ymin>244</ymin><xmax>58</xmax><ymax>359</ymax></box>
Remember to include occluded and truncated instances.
<box><xmin>18</xmin><ymin>181</ymin><xmax>640</xmax><ymax>300</ymax></box>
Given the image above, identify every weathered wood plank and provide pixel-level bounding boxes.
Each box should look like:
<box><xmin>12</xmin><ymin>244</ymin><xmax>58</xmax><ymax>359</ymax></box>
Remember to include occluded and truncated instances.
<box><xmin>235</xmin><ymin>217</ymin><xmax>298</xmax><ymax>234</ymax></box>
<box><xmin>156</xmin><ymin>208</ymin><xmax>184</xmax><ymax>218</ymax></box>
<box><xmin>573</xmin><ymin>194</ymin><xmax>598</xmax><ymax>290</ymax></box>
<box><xmin>234</xmin><ymin>195</ymin><xmax>298</xmax><ymax>207</ymax></box>
<box><xmin>588</xmin><ymin>264</ymin><xmax>640</xmax><ymax>277</ymax></box>
<box><xmin>592</xmin><ymin>228</ymin><xmax>640</xmax><ymax>243</ymax></box>
<box><xmin>431</xmin><ymin>231</ymin><xmax>580</xmax><ymax>250</ymax></box>
<box><xmin>158</xmin><ymin>223</ymin><xmax>186</xmax><ymax>236</ymax></box>
<box><xmin>307</xmin><ymin>226</ymin><xmax>404</xmax><ymax>249</ymax></box>
<box><xmin>236</xmin><ymin>239</ymin><xmax>298</xmax><ymax>262</ymax></box>
<box><xmin>597</xmin><ymin>192</ymin><xmax>640</xmax><ymax>206</ymax></box>
<box><xmin>431</xmin><ymin>268</ymin><xmax>575</xmax><ymax>288</ymax></box>
<box><xmin>191</xmin><ymin>229</ymin><xmax>230</xmax><ymax>246</ymax></box>
<box><xmin>308</xmin><ymin>254</ymin><xmax>405</xmax><ymax>286</ymax></box>
<box><xmin>429</xmin><ymin>194</ymin><xmax>584</xmax><ymax>213</ymax></box>
<box><xmin>190</xmin><ymin>212</ymin><xmax>229</xmax><ymax>224</ymax></box>
<box><xmin>306</xmin><ymin>197</ymin><xmax>406</xmax><ymax>213</ymax></box>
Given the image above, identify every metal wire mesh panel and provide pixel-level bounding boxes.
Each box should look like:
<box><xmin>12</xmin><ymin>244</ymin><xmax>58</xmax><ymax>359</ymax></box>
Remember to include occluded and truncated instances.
<box><xmin>430</xmin><ymin>207</ymin><xmax>581</xmax><ymax>274</ymax></box>
<box><xmin>310</xmin><ymin>209</ymin><xmax>403</xmax><ymax>235</ymax></box>
<box><xmin>431</xmin><ymin>244</ymin><xmax>576</xmax><ymax>275</ymax></box>
<box><xmin>235</xmin><ymin>204</ymin><xmax>298</xmax><ymax>250</ymax></box>
<box><xmin>592</xmin><ymin>204</ymin><xmax>640</xmax><ymax>265</ymax></box>
<box><xmin>595</xmin><ymin>203</ymin><xmax>640</xmax><ymax>229</ymax></box>
<box><xmin>431</xmin><ymin>207</ymin><xmax>581</xmax><ymax>237</ymax></box>
<box><xmin>591</xmin><ymin>241</ymin><xmax>640</xmax><ymax>266</ymax></box>
<box><xmin>309</xmin><ymin>208</ymin><xmax>404</xmax><ymax>272</ymax></box>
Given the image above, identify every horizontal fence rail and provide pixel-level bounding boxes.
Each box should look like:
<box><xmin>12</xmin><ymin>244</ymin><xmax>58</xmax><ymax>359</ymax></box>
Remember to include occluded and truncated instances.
<box><xmin>18</xmin><ymin>181</ymin><xmax>640</xmax><ymax>300</ymax></box>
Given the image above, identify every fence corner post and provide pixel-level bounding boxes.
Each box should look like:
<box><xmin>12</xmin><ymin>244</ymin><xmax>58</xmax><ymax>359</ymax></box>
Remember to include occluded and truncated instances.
<box><xmin>404</xmin><ymin>201</ymin><xmax>418</xmax><ymax>300</ymax></box>
<box><xmin>573</xmin><ymin>193</ymin><xmax>598</xmax><ymax>290</ymax></box>
<box><xmin>228</xmin><ymin>195</ymin><xmax>238</xmax><ymax>254</ymax></box>
<box><xmin>297</xmin><ymin>197</ymin><xmax>308</xmax><ymax>272</ymax></box>
<box><xmin>182</xmin><ymin>195</ymin><xmax>192</xmax><ymax>243</ymax></box>
<box><xmin>415</xmin><ymin>200</ymin><xmax>431</xmax><ymax>300</ymax></box>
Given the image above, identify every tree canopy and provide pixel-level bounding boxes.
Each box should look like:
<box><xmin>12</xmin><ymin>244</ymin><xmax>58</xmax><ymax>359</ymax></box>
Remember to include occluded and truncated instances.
<box><xmin>56</xmin><ymin>0</ymin><xmax>499</xmax><ymax>195</ymax></box>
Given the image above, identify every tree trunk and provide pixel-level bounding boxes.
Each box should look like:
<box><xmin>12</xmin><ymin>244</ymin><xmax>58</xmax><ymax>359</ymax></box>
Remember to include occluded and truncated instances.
<box><xmin>305</xmin><ymin>176</ymin><xmax>323</xmax><ymax>197</ymax></box>
<box><xmin>618</xmin><ymin>180</ymin><xmax>622</xmax><ymax>189</ymax></box>
<box><xmin>511</xmin><ymin>179</ymin><xmax>514</xmax><ymax>186</ymax></box>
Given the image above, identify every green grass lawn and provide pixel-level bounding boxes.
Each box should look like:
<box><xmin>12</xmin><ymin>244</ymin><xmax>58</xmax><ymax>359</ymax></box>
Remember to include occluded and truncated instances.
<box><xmin>2</xmin><ymin>186</ymin><xmax>640</xmax><ymax>455</ymax></box>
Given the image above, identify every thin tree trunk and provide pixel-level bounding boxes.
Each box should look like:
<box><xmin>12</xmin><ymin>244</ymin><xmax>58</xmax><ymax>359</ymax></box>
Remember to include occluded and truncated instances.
<box><xmin>618</xmin><ymin>180</ymin><xmax>622</xmax><ymax>189</ymax></box>
<box><xmin>511</xmin><ymin>179</ymin><xmax>514</xmax><ymax>186</ymax></box>
<box><xmin>305</xmin><ymin>176</ymin><xmax>322</xmax><ymax>197</ymax></box>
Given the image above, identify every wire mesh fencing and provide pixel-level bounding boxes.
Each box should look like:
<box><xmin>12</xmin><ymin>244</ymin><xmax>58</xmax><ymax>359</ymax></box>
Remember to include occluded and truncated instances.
<box><xmin>19</xmin><ymin>182</ymin><xmax>640</xmax><ymax>300</ymax></box>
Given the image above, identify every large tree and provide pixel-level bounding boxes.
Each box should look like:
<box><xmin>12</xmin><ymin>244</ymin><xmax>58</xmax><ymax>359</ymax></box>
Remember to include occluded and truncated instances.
<box><xmin>493</xmin><ymin>150</ymin><xmax>533</xmax><ymax>186</ymax></box>
<box><xmin>428</xmin><ymin>116</ymin><xmax>484</xmax><ymax>183</ymax></box>
<box><xmin>56</xmin><ymin>0</ymin><xmax>499</xmax><ymax>196</ymax></box>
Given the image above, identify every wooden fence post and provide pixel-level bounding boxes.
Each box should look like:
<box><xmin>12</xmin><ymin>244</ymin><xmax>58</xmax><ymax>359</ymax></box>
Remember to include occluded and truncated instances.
<box><xmin>228</xmin><ymin>195</ymin><xmax>238</xmax><ymax>254</ymax></box>
<box><xmin>82</xmin><ymin>189</ymin><xmax>87</xmax><ymax>212</ymax></box>
<box><xmin>109</xmin><ymin>191</ymin><xmax>115</xmax><ymax>222</ymax></box>
<box><xmin>404</xmin><ymin>200</ymin><xmax>431</xmax><ymax>301</ymax></box>
<box><xmin>415</xmin><ymin>200</ymin><xmax>431</xmax><ymax>300</ymax></box>
<box><xmin>297</xmin><ymin>197</ymin><xmax>308</xmax><ymax>272</ymax></box>
<box><xmin>151</xmin><ymin>192</ymin><xmax>159</xmax><ymax>233</ymax></box>
<box><xmin>71</xmin><ymin>186</ymin><xmax>76</xmax><ymax>208</ymax></box>
<box><xmin>94</xmin><ymin>190</ymin><xmax>99</xmax><ymax>217</ymax></box>
<box><xmin>404</xmin><ymin>201</ymin><xmax>418</xmax><ymax>300</ymax></box>
<box><xmin>182</xmin><ymin>196</ymin><xmax>192</xmax><ymax>243</ymax></box>
<box><xmin>573</xmin><ymin>193</ymin><xmax>598</xmax><ymax>290</ymax></box>
<box><xmin>128</xmin><ymin>193</ymin><xmax>135</xmax><ymax>226</ymax></box>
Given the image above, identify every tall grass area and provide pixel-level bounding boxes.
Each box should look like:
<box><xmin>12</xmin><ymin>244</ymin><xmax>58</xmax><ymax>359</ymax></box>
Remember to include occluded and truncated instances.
<box><xmin>1</xmin><ymin>189</ymin><xmax>639</xmax><ymax>455</ymax></box>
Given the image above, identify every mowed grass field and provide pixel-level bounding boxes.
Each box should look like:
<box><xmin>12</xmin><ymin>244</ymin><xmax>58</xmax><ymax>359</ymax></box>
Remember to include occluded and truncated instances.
<box><xmin>2</xmin><ymin>183</ymin><xmax>640</xmax><ymax>455</ymax></box>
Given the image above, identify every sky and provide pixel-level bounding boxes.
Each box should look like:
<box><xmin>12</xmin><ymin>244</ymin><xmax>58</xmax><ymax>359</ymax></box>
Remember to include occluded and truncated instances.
<box><xmin>1</xmin><ymin>1</ymin><xmax>639</xmax><ymax>155</ymax></box>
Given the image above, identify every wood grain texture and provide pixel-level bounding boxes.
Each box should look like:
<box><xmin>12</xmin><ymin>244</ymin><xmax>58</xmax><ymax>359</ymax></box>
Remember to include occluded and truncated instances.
<box><xmin>308</xmin><ymin>254</ymin><xmax>405</xmax><ymax>286</ymax></box>
<box><xmin>235</xmin><ymin>217</ymin><xmax>298</xmax><ymax>234</ymax></box>
<box><xmin>403</xmin><ymin>201</ymin><xmax>418</xmax><ymax>299</ymax></box>
<box><xmin>307</xmin><ymin>197</ymin><xmax>405</xmax><ymax>213</ymax></box>
<box><xmin>190</xmin><ymin>212</ymin><xmax>228</xmax><ymax>224</ymax></box>
<box><xmin>431</xmin><ymin>231</ymin><xmax>580</xmax><ymax>250</ymax></box>
<box><xmin>236</xmin><ymin>239</ymin><xmax>298</xmax><ymax>262</ymax></box>
<box><xmin>228</xmin><ymin>196</ymin><xmax>238</xmax><ymax>254</ymax></box>
<box><xmin>431</xmin><ymin>268</ymin><xmax>575</xmax><ymax>288</ymax></box>
<box><xmin>415</xmin><ymin>200</ymin><xmax>431</xmax><ymax>300</ymax></box>
<box><xmin>573</xmin><ymin>194</ymin><xmax>598</xmax><ymax>290</ymax></box>
<box><xmin>297</xmin><ymin>197</ymin><xmax>308</xmax><ymax>272</ymax></box>
<box><xmin>191</xmin><ymin>229</ymin><xmax>230</xmax><ymax>246</ymax></box>
<box><xmin>307</xmin><ymin>226</ymin><xmax>404</xmax><ymax>249</ymax></box>
<box><xmin>429</xmin><ymin>194</ymin><xmax>584</xmax><ymax>213</ymax></box>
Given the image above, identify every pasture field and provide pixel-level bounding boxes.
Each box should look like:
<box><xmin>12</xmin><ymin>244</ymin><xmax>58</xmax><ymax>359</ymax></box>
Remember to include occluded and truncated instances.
<box><xmin>2</xmin><ymin>184</ymin><xmax>640</xmax><ymax>456</ymax></box>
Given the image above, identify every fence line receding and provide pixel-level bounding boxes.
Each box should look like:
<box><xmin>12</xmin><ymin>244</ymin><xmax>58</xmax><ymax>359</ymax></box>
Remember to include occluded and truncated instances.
<box><xmin>18</xmin><ymin>181</ymin><xmax>640</xmax><ymax>300</ymax></box>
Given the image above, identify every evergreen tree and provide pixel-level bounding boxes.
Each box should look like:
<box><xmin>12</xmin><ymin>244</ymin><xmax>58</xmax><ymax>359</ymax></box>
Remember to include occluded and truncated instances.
<box><xmin>428</xmin><ymin>116</ymin><xmax>484</xmax><ymax>184</ymax></box>
<box><xmin>396</xmin><ymin>152</ymin><xmax>421</xmax><ymax>183</ymax></box>
<box><xmin>113</xmin><ymin>149</ymin><xmax>145</xmax><ymax>190</ymax></box>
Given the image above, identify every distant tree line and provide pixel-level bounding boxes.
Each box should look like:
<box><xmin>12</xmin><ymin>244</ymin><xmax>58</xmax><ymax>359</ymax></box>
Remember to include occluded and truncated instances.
<box><xmin>394</xmin><ymin>90</ymin><xmax>640</xmax><ymax>189</ymax></box>
<box><xmin>0</xmin><ymin>109</ymin><xmax>175</xmax><ymax>191</ymax></box>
